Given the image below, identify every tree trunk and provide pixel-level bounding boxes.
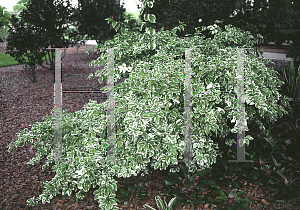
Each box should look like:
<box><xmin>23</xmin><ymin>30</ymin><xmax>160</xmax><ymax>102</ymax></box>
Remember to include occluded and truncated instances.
<box><xmin>24</xmin><ymin>64</ymin><xmax>37</xmax><ymax>83</ymax></box>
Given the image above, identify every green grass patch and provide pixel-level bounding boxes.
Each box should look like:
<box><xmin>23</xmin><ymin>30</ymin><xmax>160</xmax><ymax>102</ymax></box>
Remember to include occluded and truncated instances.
<box><xmin>0</xmin><ymin>51</ymin><xmax>54</xmax><ymax>68</ymax></box>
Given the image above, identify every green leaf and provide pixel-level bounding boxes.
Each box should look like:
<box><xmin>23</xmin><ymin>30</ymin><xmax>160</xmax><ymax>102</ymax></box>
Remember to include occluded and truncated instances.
<box><xmin>105</xmin><ymin>18</ymin><xmax>112</xmax><ymax>24</ymax></box>
<box><xmin>149</xmin><ymin>39</ymin><xmax>156</xmax><ymax>50</ymax></box>
<box><xmin>88</xmin><ymin>171</ymin><xmax>95</xmax><ymax>180</ymax></box>
<box><xmin>233</xmin><ymin>181</ymin><xmax>239</xmax><ymax>190</ymax></box>
<box><xmin>184</xmin><ymin>180</ymin><xmax>193</xmax><ymax>188</ymax></box>
<box><xmin>165</xmin><ymin>180</ymin><xmax>178</xmax><ymax>186</ymax></box>
<box><xmin>200</xmin><ymin>180</ymin><xmax>219</xmax><ymax>188</ymax></box>
<box><xmin>215</xmin><ymin>196</ymin><xmax>226</xmax><ymax>201</ymax></box>
<box><xmin>211</xmin><ymin>124</ymin><xmax>217</xmax><ymax>133</ymax></box>
<box><xmin>148</xmin><ymin>14</ymin><xmax>156</xmax><ymax>23</ymax></box>
<box><xmin>121</xmin><ymin>27</ymin><xmax>127</xmax><ymax>34</ymax></box>
<box><xmin>111</xmin><ymin>21</ymin><xmax>117</xmax><ymax>29</ymax></box>
<box><xmin>237</xmin><ymin>198</ymin><xmax>251</xmax><ymax>204</ymax></box>
<box><xmin>154</xmin><ymin>161</ymin><xmax>160</xmax><ymax>170</ymax></box>
<box><xmin>117</xmin><ymin>105</ymin><xmax>126</xmax><ymax>113</ymax></box>
<box><xmin>77</xmin><ymin>182</ymin><xmax>83</xmax><ymax>189</ymax></box>
<box><xmin>205</xmin><ymin>124</ymin><xmax>211</xmax><ymax>135</ymax></box>
<box><xmin>144</xmin><ymin>14</ymin><xmax>149</xmax><ymax>22</ymax></box>
<box><xmin>154</xmin><ymin>116</ymin><xmax>159</xmax><ymax>124</ymax></box>
<box><xmin>143</xmin><ymin>204</ymin><xmax>156</xmax><ymax>210</ymax></box>
<box><xmin>105</xmin><ymin>188</ymin><xmax>109</xmax><ymax>196</ymax></box>
<box><xmin>83</xmin><ymin>183</ymin><xmax>89</xmax><ymax>192</ymax></box>
<box><xmin>155</xmin><ymin>196</ymin><xmax>166</xmax><ymax>210</ymax></box>
<box><xmin>179</xmin><ymin>163</ymin><xmax>189</xmax><ymax>178</ymax></box>
<box><xmin>171</xmin><ymin>110</ymin><xmax>177</xmax><ymax>117</ymax></box>
<box><xmin>115</xmin><ymin>25</ymin><xmax>120</xmax><ymax>32</ymax></box>
<box><xmin>60</xmin><ymin>165</ymin><xmax>66</xmax><ymax>173</ymax></box>
<box><xmin>167</xmin><ymin>196</ymin><xmax>177</xmax><ymax>210</ymax></box>
<box><xmin>147</xmin><ymin>1</ymin><xmax>154</xmax><ymax>8</ymax></box>
<box><xmin>148</xmin><ymin>27</ymin><xmax>156</xmax><ymax>36</ymax></box>
<box><xmin>216</xmin><ymin>188</ymin><xmax>227</xmax><ymax>198</ymax></box>
<box><xmin>139</xmin><ymin>22</ymin><xmax>147</xmax><ymax>31</ymax></box>
<box><xmin>193</xmin><ymin>169</ymin><xmax>210</xmax><ymax>179</ymax></box>
<box><xmin>67</xmin><ymin>187</ymin><xmax>73</xmax><ymax>196</ymax></box>
<box><xmin>236</xmin><ymin>191</ymin><xmax>245</xmax><ymax>197</ymax></box>
<box><xmin>112</xmin><ymin>182</ymin><xmax>117</xmax><ymax>191</ymax></box>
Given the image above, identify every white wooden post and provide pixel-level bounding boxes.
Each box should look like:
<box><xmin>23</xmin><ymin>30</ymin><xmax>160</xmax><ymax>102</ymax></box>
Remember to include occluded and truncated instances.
<box><xmin>106</xmin><ymin>48</ymin><xmax>116</xmax><ymax>164</ymax></box>
<box><xmin>53</xmin><ymin>48</ymin><xmax>63</xmax><ymax>163</ymax></box>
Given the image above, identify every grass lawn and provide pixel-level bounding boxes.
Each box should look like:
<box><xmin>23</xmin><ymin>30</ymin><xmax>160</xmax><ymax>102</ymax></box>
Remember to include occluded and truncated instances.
<box><xmin>0</xmin><ymin>51</ymin><xmax>55</xmax><ymax>68</ymax></box>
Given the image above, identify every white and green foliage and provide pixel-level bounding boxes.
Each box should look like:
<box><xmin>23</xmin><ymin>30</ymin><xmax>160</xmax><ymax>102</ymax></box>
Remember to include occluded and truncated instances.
<box><xmin>7</xmin><ymin>0</ymin><xmax>291</xmax><ymax>209</ymax></box>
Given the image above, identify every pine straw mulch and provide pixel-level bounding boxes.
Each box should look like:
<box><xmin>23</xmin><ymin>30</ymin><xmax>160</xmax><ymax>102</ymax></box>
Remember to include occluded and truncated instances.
<box><xmin>0</xmin><ymin>44</ymin><xmax>300</xmax><ymax>209</ymax></box>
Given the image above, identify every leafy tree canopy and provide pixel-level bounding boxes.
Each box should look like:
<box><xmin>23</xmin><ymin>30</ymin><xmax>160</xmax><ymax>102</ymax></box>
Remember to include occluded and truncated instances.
<box><xmin>0</xmin><ymin>5</ymin><xmax>11</xmax><ymax>28</ymax></box>
<box><xmin>69</xmin><ymin>0</ymin><xmax>129</xmax><ymax>46</ymax></box>
<box><xmin>134</xmin><ymin>0</ymin><xmax>300</xmax><ymax>45</ymax></box>
<box><xmin>5</xmin><ymin>0</ymin><xmax>87</xmax><ymax>82</ymax></box>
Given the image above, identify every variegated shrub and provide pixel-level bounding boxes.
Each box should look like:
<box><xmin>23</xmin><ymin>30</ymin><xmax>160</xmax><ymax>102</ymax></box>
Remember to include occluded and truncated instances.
<box><xmin>7</xmin><ymin>0</ymin><xmax>290</xmax><ymax>209</ymax></box>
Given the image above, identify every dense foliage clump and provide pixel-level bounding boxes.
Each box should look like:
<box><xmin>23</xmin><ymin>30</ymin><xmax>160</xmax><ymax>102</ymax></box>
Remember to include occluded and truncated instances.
<box><xmin>7</xmin><ymin>0</ymin><xmax>291</xmax><ymax>209</ymax></box>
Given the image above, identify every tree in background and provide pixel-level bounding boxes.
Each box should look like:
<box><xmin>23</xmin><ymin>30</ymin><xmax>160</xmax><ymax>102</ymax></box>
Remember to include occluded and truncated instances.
<box><xmin>265</xmin><ymin>0</ymin><xmax>300</xmax><ymax>45</ymax></box>
<box><xmin>218</xmin><ymin>0</ymin><xmax>300</xmax><ymax>46</ymax></box>
<box><xmin>124</xmin><ymin>11</ymin><xmax>143</xmax><ymax>25</ymax></box>
<box><xmin>0</xmin><ymin>5</ymin><xmax>11</xmax><ymax>28</ymax></box>
<box><xmin>225</xmin><ymin>0</ymin><xmax>300</xmax><ymax>70</ymax></box>
<box><xmin>0</xmin><ymin>1</ymin><xmax>29</xmax><ymax>43</ymax></box>
<box><xmin>122</xmin><ymin>10</ymin><xmax>144</xmax><ymax>33</ymax></box>
<box><xmin>135</xmin><ymin>0</ymin><xmax>300</xmax><ymax>85</ymax></box>
<box><xmin>13</xmin><ymin>2</ymin><xmax>28</xmax><ymax>17</ymax></box>
<box><xmin>0</xmin><ymin>5</ymin><xmax>12</xmax><ymax>43</ymax></box>
<box><xmin>135</xmin><ymin>0</ymin><xmax>246</xmax><ymax>40</ymax></box>
<box><xmin>17</xmin><ymin>0</ymin><xmax>31</xmax><ymax>5</ymax></box>
<box><xmin>2</xmin><ymin>0</ymin><xmax>83</xmax><ymax>42</ymax></box>
<box><xmin>1</xmin><ymin>0</ymin><xmax>36</xmax><ymax>43</ymax></box>
<box><xmin>214</xmin><ymin>0</ymin><xmax>271</xmax><ymax>45</ymax></box>
<box><xmin>1</xmin><ymin>0</ymin><xmax>31</xmax><ymax>28</ymax></box>
<box><xmin>135</xmin><ymin>0</ymin><xmax>299</xmax><ymax>47</ymax></box>
<box><xmin>16</xmin><ymin>0</ymin><xmax>90</xmax><ymax>42</ymax></box>
<box><xmin>5</xmin><ymin>0</ymin><xmax>84</xmax><ymax>83</ymax></box>
<box><xmin>6</xmin><ymin>15</ymin><xmax>53</xmax><ymax>82</ymax></box>
<box><xmin>70</xmin><ymin>0</ymin><xmax>128</xmax><ymax>46</ymax></box>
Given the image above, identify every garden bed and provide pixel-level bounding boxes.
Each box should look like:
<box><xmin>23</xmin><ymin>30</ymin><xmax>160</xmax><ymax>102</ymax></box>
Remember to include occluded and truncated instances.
<box><xmin>0</xmin><ymin>43</ymin><xmax>299</xmax><ymax>209</ymax></box>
